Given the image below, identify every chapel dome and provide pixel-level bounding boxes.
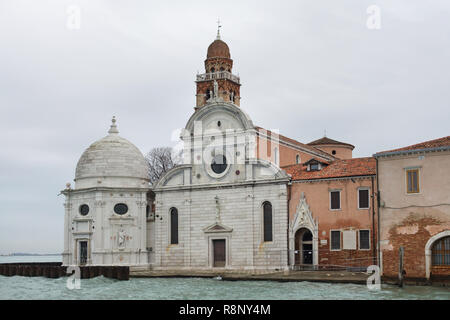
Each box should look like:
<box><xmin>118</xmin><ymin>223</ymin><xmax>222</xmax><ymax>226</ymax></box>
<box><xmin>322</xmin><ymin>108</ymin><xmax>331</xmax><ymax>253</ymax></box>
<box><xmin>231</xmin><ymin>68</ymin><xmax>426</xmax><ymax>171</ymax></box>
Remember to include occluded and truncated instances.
<box><xmin>207</xmin><ymin>39</ymin><xmax>231</xmax><ymax>59</ymax></box>
<box><xmin>74</xmin><ymin>117</ymin><xmax>149</xmax><ymax>188</ymax></box>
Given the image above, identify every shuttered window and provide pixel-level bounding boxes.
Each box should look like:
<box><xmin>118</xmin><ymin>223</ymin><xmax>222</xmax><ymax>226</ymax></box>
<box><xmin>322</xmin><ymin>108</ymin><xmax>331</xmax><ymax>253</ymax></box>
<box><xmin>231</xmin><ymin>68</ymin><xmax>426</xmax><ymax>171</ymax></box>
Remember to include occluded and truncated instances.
<box><xmin>170</xmin><ymin>208</ymin><xmax>178</xmax><ymax>244</ymax></box>
<box><xmin>263</xmin><ymin>202</ymin><xmax>273</xmax><ymax>242</ymax></box>
<box><xmin>358</xmin><ymin>189</ymin><xmax>370</xmax><ymax>209</ymax></box>
<box><xmin>330</xmin><ymin>191</ymin><xmax>341</xmax><ymax>210</ymax></box>
<box><xmin>331</xmin><ymin>230</ymin><xmax>341</xmax><ymax>250</ymax></box>
<box><xmin>406</xmin><ymin>169</ymin><xmax>419</xmax><ymax>193</ymax></box>
<box><xmin>359</xmin><ymin>230</ymin><xmax>370</xmax><ymax>250</ymax></box>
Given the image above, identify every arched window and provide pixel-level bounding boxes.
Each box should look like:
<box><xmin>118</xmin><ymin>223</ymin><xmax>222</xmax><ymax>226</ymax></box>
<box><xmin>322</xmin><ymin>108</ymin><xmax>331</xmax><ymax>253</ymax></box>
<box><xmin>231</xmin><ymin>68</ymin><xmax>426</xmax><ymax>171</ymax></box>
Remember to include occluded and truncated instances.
<box><xmin>263</xmin><ymin>202</ymin><xmax>273</xmax><ymax>242</ymax></box>
<box><xmin>230</xmin><ymin>90</ymin><xmax>235</xmax><ymax>102</ymax></box>
<box><xmin>432</xmin><ymin>236</ymin><xmax>450</xmax><ymax>266</ymax></box>
<box><xmin>296</xmin><ymin>154</ymin><xmax>300</xmax><ymax>164</ymax></box>
<box><xmin>170</xmin><ymin>208</ymin><xmax>178</xmax><ymax>244</ymax></box>
<box><xmin>210</xmin><ymin>67</ymin><xmax>215</xmax><ymax>73</ymax></box>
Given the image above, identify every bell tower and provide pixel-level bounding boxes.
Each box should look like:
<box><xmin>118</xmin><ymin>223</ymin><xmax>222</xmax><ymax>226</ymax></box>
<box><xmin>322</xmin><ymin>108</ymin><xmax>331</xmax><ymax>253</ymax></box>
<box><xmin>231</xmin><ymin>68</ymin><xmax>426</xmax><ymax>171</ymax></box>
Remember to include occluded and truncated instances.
<box><xmin>195</xmin><ymin>24</ymin><xmax>241</xmax><ymax>109</ymax></box>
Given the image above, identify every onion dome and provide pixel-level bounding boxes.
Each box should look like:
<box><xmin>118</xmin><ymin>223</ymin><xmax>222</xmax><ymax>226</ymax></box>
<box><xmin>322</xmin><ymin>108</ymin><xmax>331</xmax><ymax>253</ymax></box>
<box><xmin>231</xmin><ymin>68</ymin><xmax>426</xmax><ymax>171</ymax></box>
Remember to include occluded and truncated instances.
<box><xmin>74</xmin><ymin>117</ymin><xmax>149</xmax><ymax>189</ymax></box>
<box><xmin>207</xmin><ymin>39</ymin><xmax>231</xmax><ymax>59</ymax></box>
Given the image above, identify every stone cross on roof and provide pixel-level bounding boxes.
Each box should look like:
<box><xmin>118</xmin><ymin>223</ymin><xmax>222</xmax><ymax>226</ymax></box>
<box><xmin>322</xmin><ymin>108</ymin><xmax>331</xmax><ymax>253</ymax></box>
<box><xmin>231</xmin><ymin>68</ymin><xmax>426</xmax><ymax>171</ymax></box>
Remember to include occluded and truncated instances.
<box><xmin>216</xmin><ymin>18</ymin><xmax>222</xmax><ymax>40</ymax></box>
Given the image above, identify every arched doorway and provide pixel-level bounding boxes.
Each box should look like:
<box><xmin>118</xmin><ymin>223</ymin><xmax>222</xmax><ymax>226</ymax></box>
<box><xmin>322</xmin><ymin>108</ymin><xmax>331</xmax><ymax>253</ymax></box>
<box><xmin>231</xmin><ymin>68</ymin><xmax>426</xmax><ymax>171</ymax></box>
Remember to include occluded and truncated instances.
<box><xmin>432</xmin><ymin>236</ymin><xmax>450</xmax><ymax>267</ymax></box>
<box><xmin>295</xmin><ymin>228</ymin><xmax>313</xmax><ymax>265</ymax></box>
<box><xmin>425</xmin><ymin>230</ymin><xmax>450</xmax><ymax>279</ymax></box>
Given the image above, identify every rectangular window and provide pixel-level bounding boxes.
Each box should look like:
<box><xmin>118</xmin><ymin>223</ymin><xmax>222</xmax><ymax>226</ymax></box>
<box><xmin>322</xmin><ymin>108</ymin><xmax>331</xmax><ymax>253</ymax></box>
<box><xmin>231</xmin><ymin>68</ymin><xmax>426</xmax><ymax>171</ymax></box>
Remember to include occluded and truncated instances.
<box><xmin>406</xmin><ymin>169</ymin><xmax>419</xmax><ymax>193</ymax></box>
<box><xmin>342</xmin><ymin>230</ymin><xmax>357</xmax><ymax>250</ymax></box>
<box><xmin>330</xmin><ymin>191</ymin><xmax>341</xmax><ymax>210</ymax></box>
<box><xmin>359</xmin><ymin>230</ymin><xmax>370</xmax><ymax>250</ymax></box>
<box><xmin>358</xmin><ymin>189</ymin><xmax>370</xmax><ymax>209</ymax></box>
<box><xmin>330</xmin><ymin>230</ymin><xmax>341</xmax><ymax>250</ymax></box>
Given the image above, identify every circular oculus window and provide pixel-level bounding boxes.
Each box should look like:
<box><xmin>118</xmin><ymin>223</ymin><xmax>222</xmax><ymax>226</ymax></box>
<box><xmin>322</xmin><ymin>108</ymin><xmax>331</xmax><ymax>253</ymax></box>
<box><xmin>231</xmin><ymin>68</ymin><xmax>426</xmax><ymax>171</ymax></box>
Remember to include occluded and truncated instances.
<box><xmin>114</xmin><ymin>203</ymin><xmax>128</xmax><ymax>215</ymax></box>
<box><xmin>79</xmin><ymin>204</ymin><xmax>89</xmax><ymax>216</ymax></box>
<box><xmin>211</xmin><ymin>154</ymin><xmax>227</xmax><ymax>174</ymax></box>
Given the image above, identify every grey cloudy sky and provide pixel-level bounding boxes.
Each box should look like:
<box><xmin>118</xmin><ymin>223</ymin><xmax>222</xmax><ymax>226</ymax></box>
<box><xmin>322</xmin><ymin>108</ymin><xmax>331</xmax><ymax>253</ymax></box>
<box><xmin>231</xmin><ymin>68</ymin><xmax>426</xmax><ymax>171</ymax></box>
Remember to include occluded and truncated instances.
<box><xmin>0</xmin><ymin>0</ymin><xmax>449</xmax><ymax>254</ymax></box>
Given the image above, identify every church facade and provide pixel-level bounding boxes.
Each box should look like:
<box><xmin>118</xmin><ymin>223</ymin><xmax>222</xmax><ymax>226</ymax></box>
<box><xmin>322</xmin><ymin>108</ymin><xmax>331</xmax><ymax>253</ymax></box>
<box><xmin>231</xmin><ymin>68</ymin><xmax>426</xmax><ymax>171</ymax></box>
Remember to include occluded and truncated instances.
<box><xmin>62</xmin><ymin>31</ymin><xmax>382</xmax><ymax>272</ymax></box>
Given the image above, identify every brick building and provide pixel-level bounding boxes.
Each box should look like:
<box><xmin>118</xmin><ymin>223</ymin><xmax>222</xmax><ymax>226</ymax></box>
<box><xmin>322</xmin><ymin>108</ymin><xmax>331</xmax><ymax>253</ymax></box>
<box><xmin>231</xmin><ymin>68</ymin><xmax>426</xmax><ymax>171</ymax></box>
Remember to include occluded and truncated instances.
<box><xmin>283</xmin><ymin>156</ymin><xmax>378</xmax><ymax>270</ymax></box>
<box><xmin>375</xmin><ymin>136</ymin><xmax>450</xmax><ymax>281</ymax></box>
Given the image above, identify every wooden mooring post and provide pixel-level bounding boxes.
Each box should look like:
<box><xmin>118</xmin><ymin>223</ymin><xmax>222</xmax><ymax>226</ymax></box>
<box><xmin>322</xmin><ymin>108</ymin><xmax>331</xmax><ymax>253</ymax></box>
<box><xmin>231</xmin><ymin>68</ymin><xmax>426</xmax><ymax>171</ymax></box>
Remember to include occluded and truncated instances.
<box><xmin>398</xmin><ymin>246</ymin><xmax>404</xmax><ymax>288</ymax></box>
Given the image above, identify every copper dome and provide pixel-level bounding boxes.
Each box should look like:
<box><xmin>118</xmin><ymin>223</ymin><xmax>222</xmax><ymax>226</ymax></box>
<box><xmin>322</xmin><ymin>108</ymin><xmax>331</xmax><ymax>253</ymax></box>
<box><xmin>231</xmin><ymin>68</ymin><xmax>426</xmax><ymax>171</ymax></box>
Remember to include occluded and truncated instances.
<box><xmin>207</xmin><ymin>39</ymin><xmax>231</xmax><ymax>59</ymax></box>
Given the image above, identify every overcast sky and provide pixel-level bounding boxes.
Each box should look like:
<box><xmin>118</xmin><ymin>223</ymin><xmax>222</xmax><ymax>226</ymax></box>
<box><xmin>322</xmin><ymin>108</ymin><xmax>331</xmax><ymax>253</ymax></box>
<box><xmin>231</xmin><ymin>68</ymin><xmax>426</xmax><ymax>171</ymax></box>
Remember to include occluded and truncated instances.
<box><xmin>0</xmin><ymin>0</ymin><xmax>449</xmax><ymax>254</ymax></box>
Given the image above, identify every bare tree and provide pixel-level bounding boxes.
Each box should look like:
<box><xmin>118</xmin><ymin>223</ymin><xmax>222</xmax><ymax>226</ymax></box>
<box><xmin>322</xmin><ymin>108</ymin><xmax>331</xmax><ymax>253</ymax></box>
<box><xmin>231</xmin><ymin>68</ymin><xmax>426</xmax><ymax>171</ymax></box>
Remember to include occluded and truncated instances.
<box><xmin>145</xmin><ymin>147</ymin><xmax>181</xmax><ymax>185</ymax></box>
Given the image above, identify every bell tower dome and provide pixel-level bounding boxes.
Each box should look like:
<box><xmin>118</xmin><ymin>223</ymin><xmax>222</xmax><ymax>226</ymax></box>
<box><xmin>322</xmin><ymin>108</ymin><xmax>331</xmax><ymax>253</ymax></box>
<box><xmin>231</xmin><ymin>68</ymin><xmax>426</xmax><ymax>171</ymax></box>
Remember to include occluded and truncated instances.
<box><xmin>195</xmin><ymin>25</ymin><xmax>241</xmax><ymax>109</ymax></box>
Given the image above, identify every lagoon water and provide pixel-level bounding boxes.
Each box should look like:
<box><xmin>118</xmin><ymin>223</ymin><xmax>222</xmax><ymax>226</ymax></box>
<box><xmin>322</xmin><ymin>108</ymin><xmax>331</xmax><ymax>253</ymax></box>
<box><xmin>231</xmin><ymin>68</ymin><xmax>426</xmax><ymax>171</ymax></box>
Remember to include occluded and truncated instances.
<box><xmin>0</xmin><ymin>255</ymin><xmax>449</xmax><ymax>300</ymax></box>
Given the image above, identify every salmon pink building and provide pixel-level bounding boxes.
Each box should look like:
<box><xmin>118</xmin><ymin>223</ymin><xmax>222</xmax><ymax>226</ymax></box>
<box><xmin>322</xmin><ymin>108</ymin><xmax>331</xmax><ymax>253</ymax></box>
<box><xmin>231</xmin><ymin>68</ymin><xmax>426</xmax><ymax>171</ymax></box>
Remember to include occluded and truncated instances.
<box><xmin>283</xmin><ymin>155</ymin><xmax>378</xmax><ymax>270</ymax></box>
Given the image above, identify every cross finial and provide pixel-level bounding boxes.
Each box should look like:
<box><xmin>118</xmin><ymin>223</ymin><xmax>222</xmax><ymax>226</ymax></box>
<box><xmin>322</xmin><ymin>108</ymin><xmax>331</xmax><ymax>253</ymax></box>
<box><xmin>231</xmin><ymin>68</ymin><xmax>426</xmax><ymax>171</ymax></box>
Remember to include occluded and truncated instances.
<box><xmin>216</xmin><ymin>18</ymin><xmax>222</xmax><ymax>40</ymax></box>
<box><xmin>108</xmin><ymin>116</ymin><xmax>119</xmax><ymax>134</ymax></box>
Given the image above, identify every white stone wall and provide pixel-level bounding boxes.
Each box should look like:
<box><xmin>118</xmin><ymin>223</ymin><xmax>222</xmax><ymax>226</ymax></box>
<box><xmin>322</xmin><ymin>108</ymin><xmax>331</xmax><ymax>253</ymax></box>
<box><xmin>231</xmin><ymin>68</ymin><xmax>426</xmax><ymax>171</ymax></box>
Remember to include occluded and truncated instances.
<box><xmin>153</xmin><ymin>182</ymin><xmax>289</xmax><ymax>271</ymax></box>
<box><xmin>62</xmin><ymin>187</ymin><xmax>149</xmax><ymax>266</ymax></box>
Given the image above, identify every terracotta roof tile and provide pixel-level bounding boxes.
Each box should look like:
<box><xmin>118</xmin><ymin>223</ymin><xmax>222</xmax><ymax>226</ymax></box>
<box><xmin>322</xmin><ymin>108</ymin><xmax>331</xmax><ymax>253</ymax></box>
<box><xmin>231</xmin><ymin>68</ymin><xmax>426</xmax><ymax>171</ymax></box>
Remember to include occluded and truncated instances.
<box><xmin>308</xmin><ymin>136</ymin><xmax>355</xmax><ymax>149</ymax></box>
<box><xmin>283</xmin><ymin>157</ymin><xmax>376</xmax><ymax>181</ymax></box>
<box><xmin>375</xmin><ymin>136</ymin><xmax>450</xmax><ymax>155</ymax></box>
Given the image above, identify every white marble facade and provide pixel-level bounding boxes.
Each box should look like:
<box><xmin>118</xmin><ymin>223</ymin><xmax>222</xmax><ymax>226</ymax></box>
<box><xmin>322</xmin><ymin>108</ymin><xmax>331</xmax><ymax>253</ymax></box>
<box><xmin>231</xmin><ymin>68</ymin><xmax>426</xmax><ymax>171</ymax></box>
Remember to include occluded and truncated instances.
<box><xmin>63</xmin><ymin>102</ymin><xmax>290</xmax><ymax>271</ymax></box>
<box><xmin>62</xmin><ymin>117</ymin><xmax>150</xmax><ymax>267</ymax></box>
<box><xmin>152</xmin><ymin>102</ymin><xmax>290</xmax><ymax>270</ymax></box>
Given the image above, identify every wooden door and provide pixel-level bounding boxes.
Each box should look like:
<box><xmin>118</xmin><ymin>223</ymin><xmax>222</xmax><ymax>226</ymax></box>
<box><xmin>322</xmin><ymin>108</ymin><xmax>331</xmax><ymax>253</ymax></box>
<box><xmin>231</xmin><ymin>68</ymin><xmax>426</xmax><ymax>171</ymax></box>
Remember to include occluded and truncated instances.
<box><xmin>213</xmin><ymin>239</ymin><xmax>226</xmax><ymax>267</ymax></box>
<box><xmin>79</xmin><ymin>241</ymin><xmax>88</xmax><ymax>265</ymax></box>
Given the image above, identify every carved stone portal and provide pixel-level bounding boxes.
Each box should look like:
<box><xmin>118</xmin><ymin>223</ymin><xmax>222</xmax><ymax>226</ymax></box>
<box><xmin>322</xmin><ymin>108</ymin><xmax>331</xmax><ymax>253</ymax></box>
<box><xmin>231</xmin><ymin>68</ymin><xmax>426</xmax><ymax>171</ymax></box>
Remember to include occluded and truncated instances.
<box><xmin>289</xmin><ymin>192</ymin><xmax>319</xmax><ymax>267</ymax></box>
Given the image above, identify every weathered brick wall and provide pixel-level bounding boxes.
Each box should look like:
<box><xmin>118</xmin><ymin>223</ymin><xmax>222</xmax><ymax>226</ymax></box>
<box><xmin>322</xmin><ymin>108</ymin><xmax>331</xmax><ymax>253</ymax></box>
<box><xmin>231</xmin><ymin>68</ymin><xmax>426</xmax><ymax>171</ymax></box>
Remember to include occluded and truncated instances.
<box><xmin>378</xmin><ymin>151</ymin><xmax>450</xmax><ymax>279</ymax></box>
<box><xmin>205</xmin><ymin>57</ymin><xmax>233</xmax><ymax>73</ymax></box>
<box><xmin>319</xmin><ymin>246</ymin><xmax>375</xmax><ymax>268</ymax></box>
<box><xmin>196</xmin><ymin>79</ymin><xmax>240</xmax><ymax>107</ymax></box>
<box><xmin>381</xmin><ymin>211</ymin><xmax>450</xmax><ymax>278</ymax></box>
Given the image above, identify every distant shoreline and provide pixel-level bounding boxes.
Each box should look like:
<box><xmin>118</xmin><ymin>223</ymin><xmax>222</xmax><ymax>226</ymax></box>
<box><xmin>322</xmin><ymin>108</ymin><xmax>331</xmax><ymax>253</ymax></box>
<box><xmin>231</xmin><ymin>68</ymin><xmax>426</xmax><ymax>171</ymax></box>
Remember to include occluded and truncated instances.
<box><xmin>0</xmin><ymin>253</ymin><xmax>60</xmax><ymax>257</ymax></box>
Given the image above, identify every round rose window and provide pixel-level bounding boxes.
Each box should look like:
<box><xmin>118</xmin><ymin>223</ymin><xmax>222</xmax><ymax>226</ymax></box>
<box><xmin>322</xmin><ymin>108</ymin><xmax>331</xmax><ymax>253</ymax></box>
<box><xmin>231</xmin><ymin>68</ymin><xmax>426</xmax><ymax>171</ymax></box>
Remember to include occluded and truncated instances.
<box><xmin>79</xmin><ymin>204</ymin><xmax>89</xmax><ymax>216</ymax></box>
<box><xmin>211</xmin><ymin>154</ymin><xmax>227</xmax><ymax>174</ymax></box>
<box><xmin>114</xmin><ymin>203</ymin><xmax>128</xmax><ymax>215</ymax></box>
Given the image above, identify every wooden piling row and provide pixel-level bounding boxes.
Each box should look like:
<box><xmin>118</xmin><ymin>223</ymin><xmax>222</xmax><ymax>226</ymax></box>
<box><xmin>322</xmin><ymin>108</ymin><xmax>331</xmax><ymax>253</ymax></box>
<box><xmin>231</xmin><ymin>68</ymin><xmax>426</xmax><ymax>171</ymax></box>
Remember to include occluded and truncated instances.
<box><xmin>0</xmin><ymin>263</ymin><xmax>129</xmax><ymax>281</ymax></box>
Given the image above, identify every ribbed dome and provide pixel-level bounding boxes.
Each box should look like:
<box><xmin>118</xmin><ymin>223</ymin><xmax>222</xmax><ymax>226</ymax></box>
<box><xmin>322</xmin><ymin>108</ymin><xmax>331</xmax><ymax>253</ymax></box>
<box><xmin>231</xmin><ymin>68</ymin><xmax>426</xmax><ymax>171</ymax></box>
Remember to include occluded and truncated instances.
<box><xmin>75</xmin><ymin>118</ymin><xmax>148</xmax><ymax>187</ymax></box>
<box><xmin>207</xmin><ymin>39</ymin><xmax>230</xmax><ymax>59</ymax></box>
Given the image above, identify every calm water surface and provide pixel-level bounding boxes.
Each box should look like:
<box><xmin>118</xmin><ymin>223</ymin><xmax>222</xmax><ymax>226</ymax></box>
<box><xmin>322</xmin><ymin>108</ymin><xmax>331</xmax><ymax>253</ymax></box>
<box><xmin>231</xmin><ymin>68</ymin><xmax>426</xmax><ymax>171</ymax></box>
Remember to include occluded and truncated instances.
<box><xmin>0</xmin><ymin>255</ymin><xmax>449</xmax><ymax>300</ymax></box>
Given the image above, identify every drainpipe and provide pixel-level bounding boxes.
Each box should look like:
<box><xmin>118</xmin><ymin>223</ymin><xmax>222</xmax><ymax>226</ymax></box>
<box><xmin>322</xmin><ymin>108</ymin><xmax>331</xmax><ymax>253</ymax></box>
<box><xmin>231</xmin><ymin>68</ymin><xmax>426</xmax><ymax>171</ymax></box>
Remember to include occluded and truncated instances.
<box><xmin>375</xmin><ymin>157</ymin><xmax>381</xmax><ymax>268</ymax></box>
<box><xmin>287</xmin><ymin>180</ymin><xmax>292</xmax><ymax>269</ymax></box>
<box><xmin>371</xmin><ymin>175</ymin><xmax>376</xmax><ymax>265</ymax></box>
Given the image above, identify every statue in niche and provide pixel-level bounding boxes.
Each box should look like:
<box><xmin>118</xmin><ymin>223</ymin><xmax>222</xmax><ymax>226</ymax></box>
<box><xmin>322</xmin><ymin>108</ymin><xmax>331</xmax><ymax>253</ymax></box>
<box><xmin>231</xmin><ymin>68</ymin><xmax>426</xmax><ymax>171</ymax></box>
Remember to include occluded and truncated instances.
<box><xmin>299</xmin><ymin>208</ymin><xmax>305</xmax><ymax>225</ymax></box>
<box><xmin>118</xmin><ymin>229</ymin><xmax>126</xmax><ymax>248</ymax></box>
<box><xmin>213</xmin><ymin>80</ymin><xmax>219</xmax><ymax>98</ymax></box>
<box><xmin>215</xmin><ymin>195</ymin><xmax>220</xmax><ymax>223</ymax></box>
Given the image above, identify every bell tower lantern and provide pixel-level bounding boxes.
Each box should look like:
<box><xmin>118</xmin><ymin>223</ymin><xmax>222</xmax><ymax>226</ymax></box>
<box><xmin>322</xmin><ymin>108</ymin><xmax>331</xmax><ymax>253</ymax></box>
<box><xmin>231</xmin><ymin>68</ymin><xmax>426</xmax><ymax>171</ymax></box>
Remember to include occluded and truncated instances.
<box><xmin>195</xmin><ymin>25</ymin><xmax>241</xmax><ymax>109</ymax></box>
